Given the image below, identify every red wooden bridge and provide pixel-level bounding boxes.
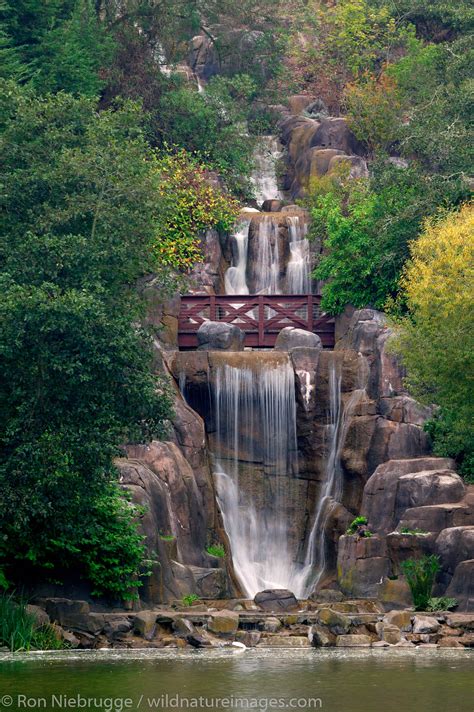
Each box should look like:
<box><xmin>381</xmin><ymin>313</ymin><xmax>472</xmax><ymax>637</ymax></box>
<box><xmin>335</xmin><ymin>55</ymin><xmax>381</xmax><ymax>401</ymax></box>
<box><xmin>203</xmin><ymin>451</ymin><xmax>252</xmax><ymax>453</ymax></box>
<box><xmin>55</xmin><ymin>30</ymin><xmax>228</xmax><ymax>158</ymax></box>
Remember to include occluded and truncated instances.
<box><xmin>178</xmin><ymin>294</ymin><xmax>335</xmax><ymax>349</ymax></box>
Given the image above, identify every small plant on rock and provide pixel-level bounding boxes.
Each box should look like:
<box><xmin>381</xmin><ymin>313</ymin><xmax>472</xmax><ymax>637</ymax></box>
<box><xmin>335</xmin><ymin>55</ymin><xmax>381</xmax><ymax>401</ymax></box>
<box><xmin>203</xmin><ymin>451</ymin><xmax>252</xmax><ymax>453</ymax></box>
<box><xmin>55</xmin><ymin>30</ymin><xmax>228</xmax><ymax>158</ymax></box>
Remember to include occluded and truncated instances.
<box><xmin>400</xmin><ymin>527</ymin><xmax>428</xmax><ymax>535</ymax></box>
<box><xmin>346</xmin><ymin>516</ymin><xmax>372</xmax><ymax>538</ymax></box>
<box><xmin>206</xmin><ymin>544</ymin><xmax>225</xmax><ymax>558</ymax></box>
<box><xmin>159</xmin><ymin>533</ymin><xmax>175</xmax><ymax>542</ymax></box>
<box><xmin>181</xmin><ymin>594</ymin><xmax>200</xmax><ymax>607</ymax></box>
<box><xmin>401</xmin><ymin>555</ymin><xmax>441</xmax><ymax>610</ymax></box>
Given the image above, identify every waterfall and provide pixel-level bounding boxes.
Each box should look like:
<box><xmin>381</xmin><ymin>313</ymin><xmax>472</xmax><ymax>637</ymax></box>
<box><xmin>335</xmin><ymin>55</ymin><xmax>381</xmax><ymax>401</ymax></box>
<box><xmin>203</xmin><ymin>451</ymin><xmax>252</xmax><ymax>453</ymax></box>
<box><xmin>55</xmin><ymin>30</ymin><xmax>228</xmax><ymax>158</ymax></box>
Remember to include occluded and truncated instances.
<box><xmin>211</xmin><ymin>353</ymin><xmax>309</xmax><ymax>598</ymax></box>
<box><xmin>301</xmin><ymin>358</ymin><xmax>366</xmax><ymax>594</ymax></box>
<box><xmin>224</xmin><ymin>220</ymin><xmax>250</xmax><ymax>295</ymax></box>
<box><xmin>254</xmin><ymin>217</ymin><xmax>280</xmax><ymax>295</ymax></box>
<box><xmin>251</xmin><ymin>136</ymin><xmax>283</xmax><ymax>206</ymax></box>
<box><xmin>286</xmin><ymin>217</ymin><xmax>311</xmax><ymax>294</ymax></box>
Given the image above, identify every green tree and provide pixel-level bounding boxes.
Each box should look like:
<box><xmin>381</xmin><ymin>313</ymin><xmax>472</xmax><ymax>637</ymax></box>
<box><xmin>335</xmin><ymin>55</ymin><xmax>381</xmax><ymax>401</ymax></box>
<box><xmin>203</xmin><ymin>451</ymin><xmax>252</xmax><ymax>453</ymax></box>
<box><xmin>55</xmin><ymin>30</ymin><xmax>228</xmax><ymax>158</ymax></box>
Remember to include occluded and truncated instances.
<box><xmin>308</xmin><ymin>161</ymin><xmax>467</xmax><ymax>313</ymax></box>
<box><xmin>0</xmin><ymin>0</ymin><xmax>113</xmax><ymax>95</ymax></box>
<box><xmin>392</xmin><ymin>204</ymin><xmax>474</xmax><ymax>478</ymax></box>
<box><xmin>0</xmin><ymin>84</ymin><xmax>174</xmax><ymax>598</ymax></box>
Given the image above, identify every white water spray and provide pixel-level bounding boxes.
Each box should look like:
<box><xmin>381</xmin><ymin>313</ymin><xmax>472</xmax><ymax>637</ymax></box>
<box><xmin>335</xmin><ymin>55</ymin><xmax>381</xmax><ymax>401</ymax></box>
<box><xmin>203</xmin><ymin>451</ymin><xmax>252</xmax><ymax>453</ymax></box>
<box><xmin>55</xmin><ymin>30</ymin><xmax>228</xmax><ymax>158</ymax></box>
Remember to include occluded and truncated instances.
<box><xmin>254</xmin><ymin>217</ymin><xmax>280</xmax><ymax>295</ymax></box>
<box><xmin>286</xmin><ymin>216</ymin><xmax>311</xmax><ymax>294</ymax></box>
<box><xmin>212</xmin><ymin>355</ymin><xmax>310</xmax><ymax>598</ymax></box>
<box><xmin>301</xmin><ymin>358</ymin><xmax>366</xmax><ymax>593</ymax></box>
<box><xmin>251</xmin><ymin>136</ymin><xmax>283</xmax><ymax>207</ymax></box>
<box><xmin>224</xmin><ymin>221</ymin><xmax>250</xmax><ymax>295</ymax></box>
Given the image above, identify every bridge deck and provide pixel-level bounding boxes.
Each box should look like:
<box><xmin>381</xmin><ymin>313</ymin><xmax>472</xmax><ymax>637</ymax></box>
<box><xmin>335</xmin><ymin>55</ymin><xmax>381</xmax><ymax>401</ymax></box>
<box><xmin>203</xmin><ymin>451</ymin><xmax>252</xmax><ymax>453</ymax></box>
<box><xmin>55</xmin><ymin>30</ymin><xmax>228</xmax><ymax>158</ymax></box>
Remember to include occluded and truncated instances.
<box><xmin>178</xmin><ymin>294</ymin><xmax>335</xmax><ymax>349</ymax></box>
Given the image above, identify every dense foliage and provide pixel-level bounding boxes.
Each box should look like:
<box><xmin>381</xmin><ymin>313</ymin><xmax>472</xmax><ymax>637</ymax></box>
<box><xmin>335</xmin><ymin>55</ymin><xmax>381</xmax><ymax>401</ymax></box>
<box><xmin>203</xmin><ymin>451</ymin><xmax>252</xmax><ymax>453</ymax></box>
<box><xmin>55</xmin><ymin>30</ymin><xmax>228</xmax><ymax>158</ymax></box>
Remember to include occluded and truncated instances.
<box><xmin>0</xmin><ymin>0</ymin><xmax>286</xmax><ymax>199</ymax></box>
<box><xmin>154</xmin><ymin>151</ymin><xmax>239</xmax><ymax>269</ymax></box>
<box><xmin>0</xmin><ymin>86</ymin><xmax>169</xmax><ymax>597</ymax></box>
<box><xmin>0</xmin><ymin>81</ymin><xmax>237</xmax><ymax>597</ymax></box>
<box><xmin>392</xmin><ymin>205</ymin><xmax>474</xmax><ymax>479</ymax></box>
<box><xmin>308</xmin><ymin>163</ymin><xmax>466</xmax><ymax>313</ymax></box>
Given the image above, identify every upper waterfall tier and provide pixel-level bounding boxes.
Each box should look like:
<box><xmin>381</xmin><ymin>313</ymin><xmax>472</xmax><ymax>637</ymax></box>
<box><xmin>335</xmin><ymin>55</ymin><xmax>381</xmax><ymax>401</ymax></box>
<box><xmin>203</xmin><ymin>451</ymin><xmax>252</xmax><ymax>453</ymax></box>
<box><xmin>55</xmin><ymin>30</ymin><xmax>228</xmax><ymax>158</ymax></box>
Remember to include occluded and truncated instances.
<box><xmin>251</xmin><ymin>136</ymin><xmax>283</xmax><ymax>206</ymax></box>
<box><xmin>225</xmin><ymin>212</ymin><xmax>312</xmax><ymax>296</ymax></box>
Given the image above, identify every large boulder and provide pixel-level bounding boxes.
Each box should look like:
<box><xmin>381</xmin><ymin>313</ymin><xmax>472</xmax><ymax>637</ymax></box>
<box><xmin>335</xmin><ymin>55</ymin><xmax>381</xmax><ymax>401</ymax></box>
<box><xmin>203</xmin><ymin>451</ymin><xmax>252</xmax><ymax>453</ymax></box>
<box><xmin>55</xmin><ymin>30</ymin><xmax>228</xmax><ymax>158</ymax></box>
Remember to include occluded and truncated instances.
<box><xmin>396</xmin><ymin>470</ymin><xmax>465</xmax><ymax>513</ymax></box>
<box><xmin>435</xmin><ymin>527</ymin><xmax>474</xmax><ymax>584</ymax></box>
<box><xmin>288</xmin><ymin>95</ymin><xmax>314</xmax><ymax>115</ymax></box>
<box><xmin>275</xmin><ymin>327</ymin><xmax>322</xmax><ymax>351</ymax></box>
<box><xmin>446</xmin><ymin>561</ymin><xmax>474</xmax><ymax>612</ymax></box>
<box><xmin>335</xmin><ymin>308</ymin><xmax>405</xmax><ymax>399</ymax></box>
<box><xmin>310</xmin><ymin>118</ymin><xmax>364</xmax><ymax>155</ymax></box>
<box><xmin>44</xmin><ymin>599</ymin><xmax>104</xmax><ymax>635</ymax></box>
<box><xmin>188</xmin><ymin>229</ymin><xmax>227</xmax><ymax>294</ymax></box>
<box><xmin>308</xmin><ymin>148</ymin><xmax>345</xmax><ymax>178</ymax></box>
<box><xmin>197</xmin><ymin>321</ymin><xmax>245</xmax><ymax>351</ymax></box>
<box><xmin>207</xmin><ymin>610</ymin><xmax>239</xmax><ymax>635</ymax></box>
<box><xmin>337</xmin><ymin>535</ymin><xmax>389</xmax><ymax>598</ymax></box>
<box><xmin>361</xmin><ymin>458</ymin><xmax>460</xmax><ymax>534</ymax></box>
<box><xmin>399</xmin><ymin>501</ymin><xmax>474</xmax><ymax>535</ymax></box>
<box><xmin>328</xmin><ymin>154</ymin><xmax>369</xmax><ymax>179</ymax></box>
<box><xmin>254</xmin><ymin>589</ymin><xmax>299</xmax><ymax>612</ymax></box>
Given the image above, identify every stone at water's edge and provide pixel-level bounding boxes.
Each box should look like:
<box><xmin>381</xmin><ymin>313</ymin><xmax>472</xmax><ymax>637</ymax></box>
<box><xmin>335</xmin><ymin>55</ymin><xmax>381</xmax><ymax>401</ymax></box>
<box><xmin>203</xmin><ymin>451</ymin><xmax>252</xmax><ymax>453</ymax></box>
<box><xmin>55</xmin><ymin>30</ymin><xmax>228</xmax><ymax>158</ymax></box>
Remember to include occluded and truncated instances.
<box><xmin>254</xmin><ymin>590</ymin><xmax>299</xmax><ymax>612</ymax></box>
<box><xmin>207</xmin><ymin>610</ymin><xmax>239</xmax><ymax>635</ymax></box>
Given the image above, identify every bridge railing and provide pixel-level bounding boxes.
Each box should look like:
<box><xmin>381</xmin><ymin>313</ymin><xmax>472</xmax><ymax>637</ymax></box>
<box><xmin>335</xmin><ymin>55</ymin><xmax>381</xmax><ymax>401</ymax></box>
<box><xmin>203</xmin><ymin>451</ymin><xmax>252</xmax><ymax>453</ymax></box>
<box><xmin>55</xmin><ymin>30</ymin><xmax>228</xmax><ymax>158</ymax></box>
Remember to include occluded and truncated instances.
<box><xmin>178</xmin><ymin>294</ymin><xmax>335</xmax><ymax>349</ymax></box>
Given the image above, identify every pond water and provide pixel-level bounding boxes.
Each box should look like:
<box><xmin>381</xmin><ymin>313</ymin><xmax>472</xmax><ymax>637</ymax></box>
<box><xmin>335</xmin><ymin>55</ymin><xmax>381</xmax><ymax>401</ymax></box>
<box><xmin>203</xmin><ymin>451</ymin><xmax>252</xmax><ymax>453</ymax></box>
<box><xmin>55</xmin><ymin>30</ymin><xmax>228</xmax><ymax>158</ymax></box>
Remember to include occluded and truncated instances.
<box><xmin>0</xmin><ymin>649</ymin><xmax>472</xmax><ymax>712</ymax></box>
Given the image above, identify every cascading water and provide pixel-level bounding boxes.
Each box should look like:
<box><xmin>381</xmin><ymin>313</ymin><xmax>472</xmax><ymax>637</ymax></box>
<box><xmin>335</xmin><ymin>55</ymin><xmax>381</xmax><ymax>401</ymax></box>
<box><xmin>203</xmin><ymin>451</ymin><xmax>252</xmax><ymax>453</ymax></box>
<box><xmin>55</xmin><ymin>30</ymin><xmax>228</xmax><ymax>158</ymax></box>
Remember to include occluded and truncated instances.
<box><xmin>301</xmin><ymin>357</ymin><xmax>367</xmax><ymax>594</ymax></box>
<box><xmin>286</xmin><ymin>216</ymin><xmax>311</xmax><ymax>294</ymax></box>
<box><xmin>254</xmin><ymin>216</ymin><xmax>280</xmax><ymax>295</ymax></box>
<box><xmin>211</xmin><ymin>353</ymin><xmax>310</xmax><ymax>598</ymax></box>
<box><xmin>224</xmin><ymin>220</ymin><xmax>250</xmax><ymax>295</ymax></box>
<box><xmin>251</xmin><ymin>136</ymin><xmax>283</xmax><ymax>206</ymax></box>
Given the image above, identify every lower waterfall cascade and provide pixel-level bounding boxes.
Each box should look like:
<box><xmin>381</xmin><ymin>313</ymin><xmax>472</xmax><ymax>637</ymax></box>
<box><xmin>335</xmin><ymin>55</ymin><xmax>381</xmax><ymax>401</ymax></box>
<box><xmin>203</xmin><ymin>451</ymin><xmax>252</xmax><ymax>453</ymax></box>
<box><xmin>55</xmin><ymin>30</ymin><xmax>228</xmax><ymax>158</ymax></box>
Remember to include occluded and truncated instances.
<box><xmin>205</xmin><ymin>352</ymin><xmax>356</xmax><ymax>599</ymax></box>
<box><xmin>211</xmin><ymin>354</ymin><xmax>303</xmax><ymax>598</ymax></box>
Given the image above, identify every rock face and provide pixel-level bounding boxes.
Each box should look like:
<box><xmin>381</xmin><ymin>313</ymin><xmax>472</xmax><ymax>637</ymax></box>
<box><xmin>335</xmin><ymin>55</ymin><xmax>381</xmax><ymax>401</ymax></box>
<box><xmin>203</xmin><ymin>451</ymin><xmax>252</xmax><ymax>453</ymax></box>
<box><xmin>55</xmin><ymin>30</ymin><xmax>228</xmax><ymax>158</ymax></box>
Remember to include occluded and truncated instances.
<box><xmin>337</xmin><ymin>535</ymin><xmax>389</xmax><ymax>598</ymax></box>
<box><xmin>115</xmin><ymin>347</ymin><xmax>233</xmax><ymax>604</ymax></box>
<box><xmin>189</xmin><ymin>31</ymin><xmax>270</xmax><ymax>84</ymax></box>
<box><xmin>197</xmin><ymin>321</ymin><xmax>245</xmax><ymax>351</ymax></box>
<box><xmin>361</xmin><ymin>459</ymin><xmax>463</xmax><ymax>535</ymax></box>
<box><xmin>279</xmin><ymin>114</ymin><xmax>368</xmax><ymax>199</ymax></box>
<box><xmin>118</xmin><ymin>440</ymin><xmax>229</xmax><ymax>603</ymax></box>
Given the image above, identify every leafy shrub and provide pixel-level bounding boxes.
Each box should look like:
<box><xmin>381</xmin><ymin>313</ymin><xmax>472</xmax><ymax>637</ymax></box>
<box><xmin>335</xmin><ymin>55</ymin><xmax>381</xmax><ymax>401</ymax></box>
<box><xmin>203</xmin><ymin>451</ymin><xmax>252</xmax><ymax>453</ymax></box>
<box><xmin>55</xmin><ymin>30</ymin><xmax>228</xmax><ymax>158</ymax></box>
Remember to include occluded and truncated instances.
<box><xmin>0</xmin><ymin>594</ymin><xmax>63</xmax><ymax>652</ymax></box>
<box><xmin>426</xmin><ymin>597</ymin><xmax>458</xmax><ymax>612</ymax></box>
<box><xmin>154</xmin><ymin>150</ymin><xmax>240</xmax><ymax>270</ymax></box>
<box><xmin>206</xmin><ymin>544</ymin><xmax>225</xmax><ymax>558</ymax></box>
<box><xmin>344</xmin><ymin>71</ymin><xmax>404</xmax><ymax>154</ymax></box>
<box><xmin>181</xmin><ymin>594</ymin><xmax>200</xmax><ymax>607</ymax></box>
<box><xmin>401</xmin><ymin>555</ymin><xmax>441</xmax><ymax>610</ymax></box>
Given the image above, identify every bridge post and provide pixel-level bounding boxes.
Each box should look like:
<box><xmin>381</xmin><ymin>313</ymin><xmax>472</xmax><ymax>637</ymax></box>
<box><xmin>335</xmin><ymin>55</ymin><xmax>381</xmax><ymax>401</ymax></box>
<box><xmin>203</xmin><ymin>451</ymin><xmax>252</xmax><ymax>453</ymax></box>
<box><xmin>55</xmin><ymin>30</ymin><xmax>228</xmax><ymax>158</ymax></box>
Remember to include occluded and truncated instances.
<box><xmin>210</xmin><ymin>294</ymin><xmax>217</xmax><ymax>321</ymax></box>
<box><xmin>307</xmin><ymin>294</ymin><xmax>314</xmax><ymax>332</ymax></box>
<box><xmin>258</xmin><ymin>296</ymin><xmax>265</xmax><ymax>345</ymax></box>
